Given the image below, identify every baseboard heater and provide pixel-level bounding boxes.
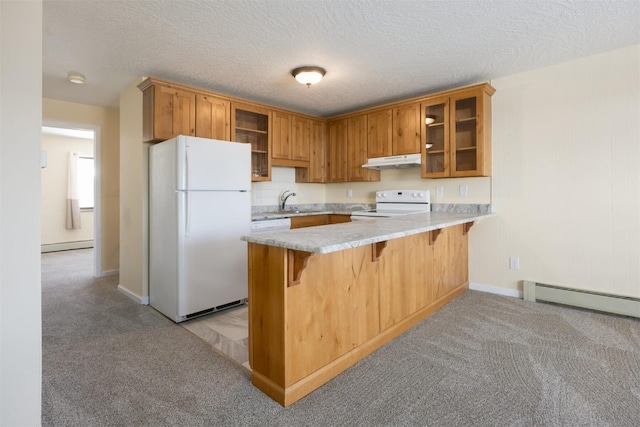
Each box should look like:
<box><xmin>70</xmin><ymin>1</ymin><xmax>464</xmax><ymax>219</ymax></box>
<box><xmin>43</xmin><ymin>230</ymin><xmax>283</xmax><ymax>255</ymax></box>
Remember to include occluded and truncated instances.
<box><xmin>41</xmin><ymin>240</ymin><xmax>94</xmax><ymax>253</ymax></box>
<box><xmin>523</xmin><ymin>281</ymin><xmax>639</xmax><ymax>319</ymax></box>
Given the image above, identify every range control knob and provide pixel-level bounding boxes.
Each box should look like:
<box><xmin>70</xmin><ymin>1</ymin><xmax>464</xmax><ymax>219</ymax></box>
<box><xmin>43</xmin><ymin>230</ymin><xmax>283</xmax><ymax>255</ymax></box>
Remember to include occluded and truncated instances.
<box><xmin>379</xmin><ymin>192</ymin><xmax>387</xmax><ymax>198</ymax></box>
<box><xmin>419</xmin><ymin>192</ymin><xmax>425</xmax><ymax>198</ymax></box>
<box><xmin>412</xmin><ymin>192</ymin><xmax>419</xmax><ymax>197</ymax></box>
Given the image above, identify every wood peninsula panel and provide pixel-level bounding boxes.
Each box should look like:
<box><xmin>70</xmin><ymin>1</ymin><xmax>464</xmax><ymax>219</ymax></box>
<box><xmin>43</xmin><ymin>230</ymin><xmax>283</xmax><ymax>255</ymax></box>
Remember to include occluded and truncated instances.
<box><xmin>285</xmin><ymin>245</ymin><xmax>380</xmax><ymax>385</ymax></box>
<box><xmin>378</xmin><ymin>232</ymin><xmax>434</xmax><ymax>331</ymax></box>
<box><xmin>248</xmin><ymin>243</ymin><xmax>286</xmax><ymax>385</ymax></box>
<box><xmin>248</xmin><ymin>222</ymin><xmax>473</xmax><ymax>407</ymax></box>
<box><xmin>433</xmin><ymin>224</ymin><xmax>469</xmax><ymax>299</ymax></box>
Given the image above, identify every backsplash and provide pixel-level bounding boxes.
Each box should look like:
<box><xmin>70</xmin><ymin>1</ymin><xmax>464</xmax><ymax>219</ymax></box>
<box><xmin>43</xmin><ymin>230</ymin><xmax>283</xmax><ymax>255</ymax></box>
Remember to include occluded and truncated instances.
<box><xmin>431</xmin><ymin>204</ymin><xmax>492</xmax><ymax>214</ymax></box>
<box><xmin>252</xmin><ymin>203</ymin><xmax>489</xmax><ymax>214</ymax></box>
<box><xmin>251</xmin><ymin>167</ymin><xmax>326</xmax><ymax>206</ymax></box>
<box><xmin>252</xmin><ymin>203</ymin><xmax>375</xmax><ymax>214</ymax></box>
<box><xmin>252</xmin><ymin>167</ymin><xmax>492</xmax><ymax>214</ymax></box>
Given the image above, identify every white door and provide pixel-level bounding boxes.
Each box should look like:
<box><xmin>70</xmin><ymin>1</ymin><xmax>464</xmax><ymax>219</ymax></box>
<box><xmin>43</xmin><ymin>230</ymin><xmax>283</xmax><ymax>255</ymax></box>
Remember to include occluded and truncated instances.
<box><xmin>177</xmin><ymin>190</ymin><xmax>250</xmax><ymax>316</ymax></box>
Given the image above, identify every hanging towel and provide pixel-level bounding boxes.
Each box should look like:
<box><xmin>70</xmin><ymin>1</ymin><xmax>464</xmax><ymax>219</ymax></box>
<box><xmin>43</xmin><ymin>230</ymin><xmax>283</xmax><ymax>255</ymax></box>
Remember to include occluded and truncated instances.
<box><xmin>66</xmin><ymin>152</ymin><xmax>82</xmax><ymax>230</ymax></box>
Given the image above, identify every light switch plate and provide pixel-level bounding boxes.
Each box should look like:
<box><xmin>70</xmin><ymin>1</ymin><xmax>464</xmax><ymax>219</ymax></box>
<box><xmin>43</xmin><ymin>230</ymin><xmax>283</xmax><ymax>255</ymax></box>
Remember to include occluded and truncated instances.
<box><xmin>459</xmin><ymin>185</ymin><xmax>468</xmax><ymax>197</ymax></box>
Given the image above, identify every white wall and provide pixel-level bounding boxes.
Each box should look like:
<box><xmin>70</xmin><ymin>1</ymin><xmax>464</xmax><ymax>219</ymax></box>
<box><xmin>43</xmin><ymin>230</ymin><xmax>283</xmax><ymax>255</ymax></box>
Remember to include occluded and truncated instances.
<box><xmin>326</xmin><ymin>169</ymin><xmax>491</xmax><ymax>205</ymax></box>
<box><xmin>119</xmin><ymin>80</ymin><xmax>148</xmax><ymax>302</ymax></box>
<box><xmin>41</xmin><ymin>133</ymin><xmax>94</xmax><ymax>245</ymax></box>
<box><xmin>252</xmin><ymin>167</ymin><xmax>326</xmax><ymax>206</ymax></box>
<box><xmin>43</xmin><ymin>98</ymin><xmax>121</xmax><ymax>272</ymax></box>
<box><xmin>470</xmin><ymin>44</ymin><xmax>640</xmax><ymax>298</ymax></box>
<box><xmin>0</xmin><ymin>1</ymin><xmax>43</xmax><ymax>424</ymax></box>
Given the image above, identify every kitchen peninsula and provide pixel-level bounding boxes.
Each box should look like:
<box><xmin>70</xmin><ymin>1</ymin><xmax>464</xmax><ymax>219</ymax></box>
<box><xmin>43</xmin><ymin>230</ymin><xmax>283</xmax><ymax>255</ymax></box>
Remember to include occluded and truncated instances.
<box><xmin>241</xmin><ymin>211</ymin><xmax>494</xmax><ymax>406</ymax></box>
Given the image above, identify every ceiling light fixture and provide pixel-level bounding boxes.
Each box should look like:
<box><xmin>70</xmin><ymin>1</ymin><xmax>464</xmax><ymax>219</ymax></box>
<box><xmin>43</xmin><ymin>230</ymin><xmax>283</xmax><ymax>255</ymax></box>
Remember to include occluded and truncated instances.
<box><xmin>67</xmin><ymin>72</ymin><xmax>86</xmax><ymax>84</ymax></box>
<box><xmin>291</xmin><ymin>66</ymin><xmax>326</xmax><ymax>87</ymax></box>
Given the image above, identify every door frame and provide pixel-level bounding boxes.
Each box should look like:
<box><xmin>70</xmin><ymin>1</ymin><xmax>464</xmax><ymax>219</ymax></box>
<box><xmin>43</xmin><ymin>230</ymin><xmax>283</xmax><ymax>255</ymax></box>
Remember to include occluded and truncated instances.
<box><xmin>42</xmin><ymin>119</ymin><xmax>102</xmax><ymax>277</ymax></box>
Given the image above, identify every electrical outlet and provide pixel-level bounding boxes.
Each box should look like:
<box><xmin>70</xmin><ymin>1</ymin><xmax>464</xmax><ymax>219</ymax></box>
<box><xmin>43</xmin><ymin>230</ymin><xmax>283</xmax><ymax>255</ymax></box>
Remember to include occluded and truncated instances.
<box><xmin>459</xmin><ymin>185</ymin><xmax>468</xmax><ymax>197</ymax></box>
<box><xmin>509</xmin><ymin>257</ymin><xmax>520</xmax><ymax>270</ymax></box>
<box><xmin>436</xmin><ymin>186</ymin><xmax>443</xmax><ymax>197</ymax></box>
<box><xmin>347</xmin><ymin>189</ymin><xmax>353</xmax><ymax>198</ymax></box>
<box><xmin>301</xmin><ymin>191</ymin><xmax>307</xmax><ymax>198</ymax></box>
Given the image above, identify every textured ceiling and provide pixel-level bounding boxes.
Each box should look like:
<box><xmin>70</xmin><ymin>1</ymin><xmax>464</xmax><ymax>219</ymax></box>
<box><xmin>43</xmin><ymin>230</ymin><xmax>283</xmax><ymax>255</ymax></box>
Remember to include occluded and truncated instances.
<box><xmin>43</xmin><ymin>0</ymin><xmax>640</xmax><ymax>118</ymax></box>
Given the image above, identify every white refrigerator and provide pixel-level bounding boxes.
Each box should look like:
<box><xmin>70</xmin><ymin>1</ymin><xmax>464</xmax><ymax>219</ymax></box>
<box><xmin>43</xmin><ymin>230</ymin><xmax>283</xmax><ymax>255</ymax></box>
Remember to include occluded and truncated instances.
<box><xmin>149</xmin><ymin>135</ymin><xmax>251</xmax><ymax>322</ymax></box>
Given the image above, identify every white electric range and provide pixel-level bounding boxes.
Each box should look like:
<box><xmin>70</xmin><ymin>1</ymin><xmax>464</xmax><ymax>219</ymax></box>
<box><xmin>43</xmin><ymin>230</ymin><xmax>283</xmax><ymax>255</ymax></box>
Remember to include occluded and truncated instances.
<box><xmin>350</xmin><ymin>189</ymin><xmax>430</xmax><ymax>220</ymax></box>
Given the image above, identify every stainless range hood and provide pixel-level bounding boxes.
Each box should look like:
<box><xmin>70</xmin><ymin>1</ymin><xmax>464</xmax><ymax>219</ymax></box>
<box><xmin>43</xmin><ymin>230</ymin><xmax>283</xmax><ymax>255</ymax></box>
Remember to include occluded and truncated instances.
<box><xmin>362</xmin><ymin>153</ymin><xmax>421</xmax><ymax>170</ymax></box>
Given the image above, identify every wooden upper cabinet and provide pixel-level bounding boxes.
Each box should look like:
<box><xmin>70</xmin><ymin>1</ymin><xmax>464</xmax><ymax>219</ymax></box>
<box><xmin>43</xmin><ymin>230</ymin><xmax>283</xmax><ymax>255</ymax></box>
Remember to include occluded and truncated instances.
<box><xmin>327</xmin><ymin>119</ymin><xmax>348</xmax><ymax>182</ymax></box>
<box><xmin>139</xmin><ymin>77</ymin><xmax>493</xmax><ymax>179</ymax></box>
<box><xmin>271</xmin><ymin>111</ymin><xmax>291</xmax><ymax>161</ymax></box>
<box><xmin>367</xmin><ymin>109</ymin><xmax>393</xmax><ymax>158</ymax></box>
<box><xmin>291</xmin><ymin>116</ymin><xmax>311</xmax><ymax>162</ymax></box>
<box><xmin>195</xmin><ymin>94</ymin><xmax>230</xmax><ymax>141</ymax></box>
<box><xmin>231</xmin><ymin>102</ymin><xmax>271</xmax><ymax>181</ymax></box>
<box><xmin>297</xmin><ymin>119</ymin><xmax>327</xmax><ymax>183</ymax></box>
<box><xmin>421</xmin><ymin>95</ymin><xmax>450</xmax><ymax>178</ymax></box>
<box><xmin>139</xmin><ymin>79</ymin><xmax>196</xmax><ymax>143</ymax></box>
<box><xmin>348</xmin><ymin>114</ymin><xmax>380</xmax><ymax>182</ymax></box>
<box><xmin>422</xmin><ymin>83</ymin><xmax>494</xmax><ymax>178</ymax></box>
<box><xmin>272</xmin><ymin>112</ymin><xmax>311</xmax><ymax>167</ymax></box>
<box><xmin>393</xmin><ymin>103</ymin><xmax>421</xmax><ymax>155</ymax></box>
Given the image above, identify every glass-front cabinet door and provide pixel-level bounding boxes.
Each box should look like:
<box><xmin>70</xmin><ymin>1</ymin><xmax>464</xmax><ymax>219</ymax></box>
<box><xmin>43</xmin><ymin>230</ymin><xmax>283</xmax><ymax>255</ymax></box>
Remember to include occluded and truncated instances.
<box><xmin>421</xmin><ymin>84</ymin><xmax>493</xmax><ymax>179</ymax></box>
<box><xmin>421</xmin><ymin>96</ymin><xmax>449</xmax><ymax>178</ymax></box>
<box><xmin>451</xmin><ymin>94</ymin><xmax>479</xmax><ymax>176</ymax></box>
<box><xmin>231</xmin><ymin>103</ymin><xmax>271</xmax><ymax>181</ymax></box>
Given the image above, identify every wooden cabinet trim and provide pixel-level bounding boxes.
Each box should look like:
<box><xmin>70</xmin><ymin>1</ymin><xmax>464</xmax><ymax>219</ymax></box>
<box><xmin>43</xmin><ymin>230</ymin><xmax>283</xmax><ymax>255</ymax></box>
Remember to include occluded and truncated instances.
<box><xmin>429</xmin><ymin>229</ymin><xmax>442</xmax><ymax>245</ymax></box>
<box><xmin>288</xmin><ymin>250</ymin><xmax>313</xmax><ymax>287</ymax></box>
<box><xmin>463</xmin><ymin>221</ymin><xmax>475</xmax><ymax>235</ymax></box>
<box><xmin>372</xmin><ymin>241</ymin><xmax>388</xmax><ymax>261</ymax></box>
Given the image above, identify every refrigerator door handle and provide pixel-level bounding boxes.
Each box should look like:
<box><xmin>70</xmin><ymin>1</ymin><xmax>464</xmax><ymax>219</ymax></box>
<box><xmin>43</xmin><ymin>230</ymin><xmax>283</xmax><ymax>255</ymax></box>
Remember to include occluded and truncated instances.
<box><xmin>185</xmin><ymin>143</ymin><xmax>190</xmax><ymax>191</ymax></box>
<box><xmin>185</xmin><ymin>191</ymin><xmax>190</xmax><ymax>236</ymax></box>
<box><xmin>185</xmin><ymin>143</ymin><xmax>191</xmax><ymax>236</ymax></box>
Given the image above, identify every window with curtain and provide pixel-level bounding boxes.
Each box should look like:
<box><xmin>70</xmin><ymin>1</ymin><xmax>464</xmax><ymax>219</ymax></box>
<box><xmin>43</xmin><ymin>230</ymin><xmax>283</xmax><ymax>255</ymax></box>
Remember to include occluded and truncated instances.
<box><xmin>78</xmin><ymin>156</ymin><xmax>94</xmax><ymax>209</ymax></box>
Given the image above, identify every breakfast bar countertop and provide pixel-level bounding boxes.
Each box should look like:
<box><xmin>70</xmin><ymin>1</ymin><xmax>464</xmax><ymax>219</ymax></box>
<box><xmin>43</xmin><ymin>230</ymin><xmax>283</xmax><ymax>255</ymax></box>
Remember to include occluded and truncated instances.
<box><xmin>241</xmin><ymin>211</ymin><xmax>495</xmax><ymax>254</ymax></box>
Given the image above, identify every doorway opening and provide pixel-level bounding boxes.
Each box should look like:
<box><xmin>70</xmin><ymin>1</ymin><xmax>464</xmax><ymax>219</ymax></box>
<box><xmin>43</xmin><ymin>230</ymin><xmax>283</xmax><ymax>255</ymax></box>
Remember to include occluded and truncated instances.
<box><xmin>41</xmin><ymin>122</ymin><xmax>102</xmax><ymax>277</ymax></box>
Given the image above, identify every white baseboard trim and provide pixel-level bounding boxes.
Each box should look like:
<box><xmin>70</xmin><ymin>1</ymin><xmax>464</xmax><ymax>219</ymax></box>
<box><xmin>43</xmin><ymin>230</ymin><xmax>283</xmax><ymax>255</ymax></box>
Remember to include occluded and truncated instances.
<box><xmin>41</xmin><ymin>240</ymin><xmax>94</xmax><ymax>253</ymax></box>
<box><xmin>117</xmin><ymin>284</ymin><xmax>150</xmax><ymax>305</ymax></box>
<box><xmin>469</xmin><ymin>282</ymin><xmax>523</xmax><ymax>299</ymax></box>
<box><xmin>100</xmin><ymin>269</ymin><xmax>119</xmax><ymax>277</ymax></box>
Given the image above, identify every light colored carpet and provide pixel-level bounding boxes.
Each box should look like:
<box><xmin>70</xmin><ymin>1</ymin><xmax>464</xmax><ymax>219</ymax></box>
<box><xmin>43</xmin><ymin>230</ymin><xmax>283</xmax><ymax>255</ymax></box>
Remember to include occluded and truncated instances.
<box><xmin>42</xmin><ymin>249</ymin><xmax>640</xmax><ymax>426</ymax></box>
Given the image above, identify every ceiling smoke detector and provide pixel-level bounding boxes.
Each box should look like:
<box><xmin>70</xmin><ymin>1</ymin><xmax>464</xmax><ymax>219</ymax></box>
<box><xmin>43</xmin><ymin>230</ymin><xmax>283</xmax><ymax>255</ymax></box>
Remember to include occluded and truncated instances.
<box><xmin>291</xmin><ymin>66</ymin><xmax>326</xmax><ymax>87</ymax></box>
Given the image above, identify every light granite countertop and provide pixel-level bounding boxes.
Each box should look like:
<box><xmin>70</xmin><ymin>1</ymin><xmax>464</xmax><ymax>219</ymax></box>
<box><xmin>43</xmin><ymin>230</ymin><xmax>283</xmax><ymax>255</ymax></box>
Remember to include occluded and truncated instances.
<box><xmin>242</xmin><ymin>211</ymin><xmax>496</xmax><ymax>254</ymax></box>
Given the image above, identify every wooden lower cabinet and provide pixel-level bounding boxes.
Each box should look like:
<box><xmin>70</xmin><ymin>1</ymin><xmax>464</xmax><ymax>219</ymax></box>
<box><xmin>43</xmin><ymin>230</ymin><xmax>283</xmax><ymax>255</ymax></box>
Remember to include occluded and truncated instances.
<box><xmin>289</xmin><ymin>215</ymin><xmax>330</xmax><ymax>229</ymax></box>
<box><xmin>290</xmin><ymin>214</ymin><xmax>352</xmax><ymax>229</ymax></box>
<box><xmin>248</xmin><ymin>223</ymin><xmax>470</xmax><ymax>406</ymax></box>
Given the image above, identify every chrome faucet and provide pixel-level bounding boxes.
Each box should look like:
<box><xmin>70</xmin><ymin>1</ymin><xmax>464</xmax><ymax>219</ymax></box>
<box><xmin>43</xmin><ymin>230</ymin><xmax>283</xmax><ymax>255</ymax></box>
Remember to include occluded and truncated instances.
<box><xmin>279</xmin><ymin>190</ymin><xmax>296</xmax><ymax>211</ymax></box>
